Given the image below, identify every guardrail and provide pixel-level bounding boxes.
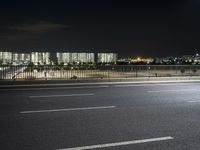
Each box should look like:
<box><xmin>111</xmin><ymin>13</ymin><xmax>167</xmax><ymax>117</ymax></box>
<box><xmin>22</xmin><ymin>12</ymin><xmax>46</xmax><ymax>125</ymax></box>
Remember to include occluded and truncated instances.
<box><xmin>0</xmin><ymin>65</ymin><xmax>200</xmax><ymax>80</ymax></box>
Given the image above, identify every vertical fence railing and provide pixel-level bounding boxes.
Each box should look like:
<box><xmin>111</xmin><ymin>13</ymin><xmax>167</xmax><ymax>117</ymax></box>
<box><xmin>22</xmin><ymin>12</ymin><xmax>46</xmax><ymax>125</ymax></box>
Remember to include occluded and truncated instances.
<box><xmin>0</xmin><ymin>65</ymin><xmax>200</xmax><ymax>80</ymax></box>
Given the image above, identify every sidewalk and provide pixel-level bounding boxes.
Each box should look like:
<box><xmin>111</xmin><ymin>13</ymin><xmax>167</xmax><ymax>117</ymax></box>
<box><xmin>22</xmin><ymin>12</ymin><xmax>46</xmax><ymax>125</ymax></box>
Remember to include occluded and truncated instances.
<box><xmin>0</xmin><ymin>76</ymin><xmax>200</xmax><ymax>88</ymax></box>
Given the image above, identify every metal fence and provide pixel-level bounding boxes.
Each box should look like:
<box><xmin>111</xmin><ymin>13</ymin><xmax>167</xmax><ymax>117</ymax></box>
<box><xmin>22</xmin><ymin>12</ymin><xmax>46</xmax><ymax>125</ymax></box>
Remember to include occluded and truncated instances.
<box><xmin>0</xmin><ymin>65</ymin><xmax>200</xmax><ymax>80</ymax></box>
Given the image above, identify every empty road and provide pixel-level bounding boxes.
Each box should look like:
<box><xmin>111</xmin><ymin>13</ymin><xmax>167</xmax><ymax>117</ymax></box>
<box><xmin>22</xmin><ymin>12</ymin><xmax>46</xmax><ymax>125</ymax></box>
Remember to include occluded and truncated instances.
<box><xmin>1</xmin><ymin>82</ymin><xmax>200</xmax><ymax>150</ymax></box>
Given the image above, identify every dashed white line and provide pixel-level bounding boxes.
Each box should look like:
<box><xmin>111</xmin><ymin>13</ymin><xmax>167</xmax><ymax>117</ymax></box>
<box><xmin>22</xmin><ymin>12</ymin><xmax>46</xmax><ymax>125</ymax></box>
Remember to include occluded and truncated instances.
<box><xmin>29</xmin><ymin>93</ymin><xmax>94</xmax><ymax>98</ymax></box>
<box><xmin>20</xmin><ymin>106</ymin><xmax>116</xmax><ymax>114</ymax></box>
<box><xmin>56</xmin><ymin>136</ymin><xmax>174</xmax><ymax>150</ymax></box>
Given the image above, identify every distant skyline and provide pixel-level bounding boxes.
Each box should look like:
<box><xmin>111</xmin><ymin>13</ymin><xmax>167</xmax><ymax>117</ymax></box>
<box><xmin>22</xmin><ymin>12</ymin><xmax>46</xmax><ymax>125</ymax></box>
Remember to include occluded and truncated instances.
<box><xmin>0</xmin><ymin>0</ymin><xmax>200</xmax><ymax>57</ymax></box>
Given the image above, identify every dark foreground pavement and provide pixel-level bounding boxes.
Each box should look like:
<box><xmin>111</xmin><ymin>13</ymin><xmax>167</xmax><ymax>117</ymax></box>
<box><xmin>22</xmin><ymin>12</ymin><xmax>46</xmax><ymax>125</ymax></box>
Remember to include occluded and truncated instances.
<box><xmin>1</xmin><ymin>82</ymin><xmax>200</xmax><ymax>150</ymax></box>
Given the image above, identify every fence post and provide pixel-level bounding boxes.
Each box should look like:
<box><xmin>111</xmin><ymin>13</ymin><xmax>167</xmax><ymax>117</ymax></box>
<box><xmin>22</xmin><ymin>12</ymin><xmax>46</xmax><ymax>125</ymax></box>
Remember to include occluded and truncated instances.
<box><xmin>136</xmin><ymin>66</ymin><xmax>138</xmax><ymax>77</ymax></box>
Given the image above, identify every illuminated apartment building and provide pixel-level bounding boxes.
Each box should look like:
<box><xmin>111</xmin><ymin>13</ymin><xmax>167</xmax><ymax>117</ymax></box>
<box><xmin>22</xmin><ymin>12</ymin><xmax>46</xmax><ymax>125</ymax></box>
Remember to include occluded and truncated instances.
<box><xmin>31</xmin><ymin>52</ymin><xmax>50</xmax><ymax>65</ymax></box>
<box><xmin>12</xmin><ymin>53</ymin><xmax>30</xmax><ymax>64</ymax></box>
<box><xmin>0</xmin><ymin>52</ymin><xmax>12</xmax><ymax>64</ymax></box>
<box><xmin>57</xmin><ymin>52</ymin><xmax>94</xmax><ymax>64</ymax></box>
<box><xmin>97</xmin><ymin>53</ymin><xmax>118</xmax><ymax>63</ymax></box>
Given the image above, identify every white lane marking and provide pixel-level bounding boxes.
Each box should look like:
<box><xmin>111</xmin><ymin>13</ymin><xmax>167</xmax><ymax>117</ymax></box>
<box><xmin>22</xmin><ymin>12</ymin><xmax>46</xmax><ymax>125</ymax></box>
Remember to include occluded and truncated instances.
<box><xmin>1</xmin><ymin>79</ymin><xmax>200</xmax><ymax>88</ymax></box>
<box><xmin>1</xmin><ymin>80</ymin><xmax>200</xmax><ymax>91</ymax></box>
<box><xmin>29</xmin><ymin>93</ymin><xmax>94</xmax><ymax>98</ymax></box>
<box><xmin>188</xmin><ymin>100</ymin><xmax>200</xmax><ymax>103</ymax></box>
<box><xmin>115</xmin><ymin>82</ymin><xmax>200</xmax><ymax>87</ymax></box>
<box><xmin>1</xmin><ymin>81</ymin><xmax>200</xmax><ymax>91</ymax></box>
<box><xmin>114</xmin><ymin>83</ymin><xmax>182</xmax><ymax>87</ymax></box>
<box><xmin>20</xmin><ymin>106</ymin><xmax>116</xmax><ymax>114</ymax></box>
<box><xmin>148</xmin><ymin>89</ymin><xmax>199</xmax><ymax>93</ymax></box>
<box><xmin>0</xmin><ymin>85</ymin><xmax>109</xmax><ymax>91</ymax></box>
<box><xmin>57</xmin><ymin>136</ymin><xmax>174</xmax><ymax>150</ymax></box>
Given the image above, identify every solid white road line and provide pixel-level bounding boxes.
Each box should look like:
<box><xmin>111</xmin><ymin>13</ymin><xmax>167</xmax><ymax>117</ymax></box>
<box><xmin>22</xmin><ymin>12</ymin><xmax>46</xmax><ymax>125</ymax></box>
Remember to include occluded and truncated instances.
<box><xmin>1</xmin><ymin>82</ymin><xmax>200</xmax><ymax>91</ymax></box>
<box><xmin>57</xmin><ymin>136</ymin><xmax>174</xmax><ymax>150</ymax></box>
<box><xmin>1</xmin><ymin>80</ymin><xmax>200</xmax><ymax>91</ymax></box>
<box><xmin>114</xmin><ymin>82</ymin><xmax>200</xmax><ymax>88</ymax></box>
<box><xmin>114</xmin><ymin>83</ymin><xmax>182</xmax><ymax>87</ymax></box>
<box><xmin>1</xmin><ymin>79</ymin><xmax>200</xmax><ymax>88</ymax></box>
<box><xmin>148</xmin><ymin>89</ymin><xmax>199</xmax><ymax>93</ymax></box>
<box><xmin>29</xmin><ymin>93</ymin><xmax>94</xmax><ymax>98</ymax></box>
<box><xmin>187</xmin><ymin>100</ymin><xmax>200</xmax><ymax>103</ymax></box>
<box><xmin>0</xmin><ymin>85</ymin><xmax>109</xmax><ymax>91</ymax></box>
<box><xmin>20</xmin><ymin>106</ymin><xmax>116</xmax><ymax>114</ymax></box>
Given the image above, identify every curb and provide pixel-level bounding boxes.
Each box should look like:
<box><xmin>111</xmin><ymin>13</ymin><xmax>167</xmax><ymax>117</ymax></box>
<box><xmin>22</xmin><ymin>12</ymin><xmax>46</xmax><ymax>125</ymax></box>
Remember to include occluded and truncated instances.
<box><xmin>0</xmin><ymin>76</ymin><xmax>200</xmax><ymax>88</ymax></box>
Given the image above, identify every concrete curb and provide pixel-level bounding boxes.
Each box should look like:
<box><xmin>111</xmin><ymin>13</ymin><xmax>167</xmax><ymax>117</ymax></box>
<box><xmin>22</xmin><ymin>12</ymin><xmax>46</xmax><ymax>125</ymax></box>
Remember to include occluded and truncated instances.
<box><xmin>0</xmin><ymin>76</ymin><xmax>200</xmax><ymax>88</ymax></box>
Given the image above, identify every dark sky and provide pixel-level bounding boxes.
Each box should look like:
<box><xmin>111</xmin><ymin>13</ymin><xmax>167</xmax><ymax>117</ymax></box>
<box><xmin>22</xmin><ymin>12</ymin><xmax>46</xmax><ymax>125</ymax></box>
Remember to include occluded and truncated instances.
<box><xmin>0</xmin><ymin>0</ymin><xmax>200</xmax><ymax>57</ymax></box>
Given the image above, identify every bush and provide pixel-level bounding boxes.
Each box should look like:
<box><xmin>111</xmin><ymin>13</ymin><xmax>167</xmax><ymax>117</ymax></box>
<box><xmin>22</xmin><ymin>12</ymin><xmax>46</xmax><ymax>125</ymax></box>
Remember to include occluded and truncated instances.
<box><xmin>71</xmin><ymin>75</ymin><xmax>77</xmax><ymax>79</ymax></box>
<box><xmin>192</xmin><ymin>69</ymin><xmax>197</xmax><ymax>73</ymax></box>
<box><xmin>180</xmin><ymin>69</ymin><xmax>185</xmax><ymax>74</ymax></box>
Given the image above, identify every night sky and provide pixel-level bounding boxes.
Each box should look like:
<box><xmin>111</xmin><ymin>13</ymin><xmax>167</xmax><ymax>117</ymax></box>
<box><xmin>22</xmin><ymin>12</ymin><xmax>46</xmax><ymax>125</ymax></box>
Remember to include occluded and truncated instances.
<box><xmin>0</xmin><ymin>0</ymin><xmax>200</xmax><ymax>57</ymax></box>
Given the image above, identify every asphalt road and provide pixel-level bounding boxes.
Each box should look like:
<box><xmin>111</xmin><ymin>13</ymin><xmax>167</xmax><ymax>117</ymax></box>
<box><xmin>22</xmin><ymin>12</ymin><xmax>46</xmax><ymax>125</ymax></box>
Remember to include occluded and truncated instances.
<box><xmin>1</xmin><ymin>82</ymin><xmax>200</xmax><ymax>150</ymax></box>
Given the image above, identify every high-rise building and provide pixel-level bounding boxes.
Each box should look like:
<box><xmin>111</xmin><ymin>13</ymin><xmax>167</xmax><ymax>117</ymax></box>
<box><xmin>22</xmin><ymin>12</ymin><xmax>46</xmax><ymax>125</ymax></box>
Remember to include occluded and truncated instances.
<box><xmin>0</xmin><ymin>51</ymin><xmax>118</xmax><ymax>65</ymax></box>
<box><xmin>57</xmin><ymin>52</ymin><xmax>71</xmax><ymax>64</ymax></box>
<box><xmin>56</xmin><ymin>52</ymin><xmax>95</xmax><ymax>64</ymax></box>
<box><xmin>0</xmin><ymin>52</ymin><xmax>12</xmax><ymax>64</ymax></box>
<box><xmin>77</xmin><ymin>53</ymin><xmax>94</xmax><ymax>63</ymax></box>
<box><xmin>97</xmin><ymin>53</ymin><xmax>118</xmax><ymax>63</ymax></box>
<box><xmin>31</xmin><ymin>52</ymin><xmax>50</xmax><ymax>65</ymax></box>
<box><xmin>12</xmin><ymin>53</ymin><xmax>30</xmax><ymax>64</ymax></box>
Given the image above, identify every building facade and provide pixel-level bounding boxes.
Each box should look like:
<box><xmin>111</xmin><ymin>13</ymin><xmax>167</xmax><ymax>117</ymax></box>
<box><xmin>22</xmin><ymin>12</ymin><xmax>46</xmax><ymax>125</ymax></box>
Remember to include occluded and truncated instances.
<box><xmin>0</xmin><ymin>52</ymin><xmax>12</xmax><ymax>64</ymax></box>
<box><xmin>0</xmin><ymin>51</ymin><xmax>118</xmax><ymax>65</ymax></box>
<box><xmin>56</xmin><ymin>52</ymin><xmax>94</xmax><ymax>64</ymax></box>
<box><xmin>31</xmin><ymin>52</ymin><xmax>50</xmax><ymax>65</ymax></box>
<box><xmin>12</xmin><ymin>53</ymin><xmax>30</xmax><ymax>64</ymax></box>
<box><xmin>97</xmin><ymin>53</ymin><xmax>118</xmax><ymax>63</ymax></box>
